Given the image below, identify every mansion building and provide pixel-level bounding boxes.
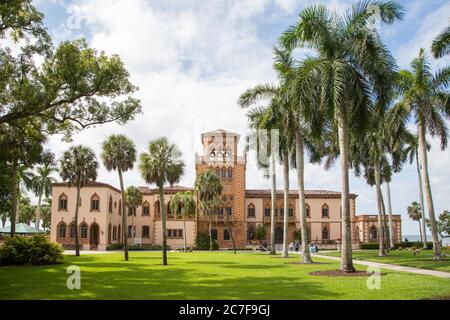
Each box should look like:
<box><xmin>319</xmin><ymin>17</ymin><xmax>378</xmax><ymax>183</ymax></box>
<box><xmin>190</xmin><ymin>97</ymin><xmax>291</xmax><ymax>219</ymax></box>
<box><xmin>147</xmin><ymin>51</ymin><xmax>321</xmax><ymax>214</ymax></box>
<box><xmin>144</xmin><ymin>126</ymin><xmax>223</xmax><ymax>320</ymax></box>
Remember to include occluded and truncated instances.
<box><xmin>50</xmin><ymin>129</ymin><xmax>402</xmax><ymax>250</ymax></box>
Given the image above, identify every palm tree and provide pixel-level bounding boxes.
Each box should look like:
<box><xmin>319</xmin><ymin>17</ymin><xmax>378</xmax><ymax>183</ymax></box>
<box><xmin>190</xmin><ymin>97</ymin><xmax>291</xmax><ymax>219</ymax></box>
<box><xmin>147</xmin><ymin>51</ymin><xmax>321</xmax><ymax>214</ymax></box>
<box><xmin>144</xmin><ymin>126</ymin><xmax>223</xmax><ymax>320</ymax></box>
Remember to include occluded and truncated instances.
<box><xmin>432</xmin><ymin>25</ymin><xmax>449</xmax><ymax>59</ymax></box>
<box><xmin>195</xmin><ymin>170</ymin><xmax>223</xmax><ymax>252</ymax></box>
<box><xmin>29</xmin><ymin>164</ymin><xmax>57</xmax><ymax>229</ymax></box>
<box><xmin>125</xmin><ymin>186</ymin><xmax>143</xmax><ymax>247</ymax></box>
<box><xmin>59</xmin><ymin>145</ymin><xmax>98</xmax><ymax>256</ymax></box>
<box><xmin>170</xmin><ymin>191</ymin><xmax>196</xmax><ymax>252</ymax></box>
<box><xmin>280</xmin><ymin>0</ymin><xmax>404</xmax><ymax>271</ymax></box>
<box><xmin>396</xmin><ymin>49</ymin><xmax>449</xmax><ymax>260</ymax></box>
<box><xmin>404</xmin><ymin>133</ymin><xmax>431</xmax><ymax>249</ymax></box>
<box><xmin>101</xmin><ymin>134</ymin><xmax>137</xmax><ymax>261</ymax></box>
<box><xmin>139</xmin><ymin>137</ymin><xmax>185</xmax><ymax>265</ymax></box>
<box><xmin>242</xmin><ymin>105</ymin><xmax>280</xmax><ymax>255</ymax></box>
<box><xmin>407</xmin><ymin>201</ymin><xmax>423</xmax><ymax>242</ymax></box>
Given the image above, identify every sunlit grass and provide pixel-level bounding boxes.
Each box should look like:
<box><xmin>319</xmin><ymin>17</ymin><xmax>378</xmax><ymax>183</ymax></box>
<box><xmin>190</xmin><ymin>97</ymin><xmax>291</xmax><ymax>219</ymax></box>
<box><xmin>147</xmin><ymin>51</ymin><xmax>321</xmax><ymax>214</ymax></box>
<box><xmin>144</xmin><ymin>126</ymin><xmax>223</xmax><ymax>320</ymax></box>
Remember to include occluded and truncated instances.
<box><xmin>0</xmin><ymin>251</ymin><xmax>449</xmax><ymax>300</ymax></box>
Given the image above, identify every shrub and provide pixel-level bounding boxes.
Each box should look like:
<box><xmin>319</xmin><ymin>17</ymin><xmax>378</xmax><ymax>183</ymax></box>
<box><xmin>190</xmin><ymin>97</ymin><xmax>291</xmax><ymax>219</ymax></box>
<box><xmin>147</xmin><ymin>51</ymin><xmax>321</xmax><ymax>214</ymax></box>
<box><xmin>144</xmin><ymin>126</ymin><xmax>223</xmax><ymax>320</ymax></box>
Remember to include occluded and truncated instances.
<box><xmin>0</xmin><ymin>235</ymin><xmax>64</xmax><ymax>266</ymax></box>
<box><xmin>195</xmin><ymin>232</ymin><xmax>219</xmax><ymax>250</ymax></box>
<box><xmin>360</xmin><ymin>243</ymin><xmax>380</xmax><ymax>250</ymax></box>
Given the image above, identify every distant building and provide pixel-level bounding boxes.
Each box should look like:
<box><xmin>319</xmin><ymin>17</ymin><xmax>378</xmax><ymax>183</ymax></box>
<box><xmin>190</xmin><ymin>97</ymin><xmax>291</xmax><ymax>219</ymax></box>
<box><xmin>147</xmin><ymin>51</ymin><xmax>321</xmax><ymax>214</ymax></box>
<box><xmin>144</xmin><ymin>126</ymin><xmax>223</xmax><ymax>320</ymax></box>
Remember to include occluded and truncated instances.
<box><xmin>50</xmin><ymin>129</ymin><xmax>402</xmax><ymax>250</ymax></box>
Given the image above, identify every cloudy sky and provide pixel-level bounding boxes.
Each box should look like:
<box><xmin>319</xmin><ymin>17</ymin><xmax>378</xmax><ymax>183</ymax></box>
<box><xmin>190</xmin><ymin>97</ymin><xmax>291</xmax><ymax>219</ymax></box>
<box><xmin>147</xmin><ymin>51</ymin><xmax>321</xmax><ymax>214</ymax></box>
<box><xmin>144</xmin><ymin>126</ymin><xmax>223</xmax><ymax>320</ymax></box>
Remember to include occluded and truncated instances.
<box><xmin>31</xmin><ymin>0</ymin><xmax>449</xmax><ymax>236</ymax></box>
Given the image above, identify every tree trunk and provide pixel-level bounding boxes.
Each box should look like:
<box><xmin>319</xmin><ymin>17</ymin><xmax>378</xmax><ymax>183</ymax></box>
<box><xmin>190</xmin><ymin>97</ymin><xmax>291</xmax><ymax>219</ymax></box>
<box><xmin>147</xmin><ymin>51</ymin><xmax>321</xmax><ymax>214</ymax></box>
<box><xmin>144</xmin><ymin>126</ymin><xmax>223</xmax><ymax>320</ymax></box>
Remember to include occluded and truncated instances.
<box><xmin>374</xmin><ymin>159</ymin><xmax>386</xmax><ymax>256</ymax></box>
<box><xmin>225</xmin><ymin>213</ymin><xmax>236</xmax><ymax>254</ymax></box>
<box><xmin>119</xmin><ymin>169</ymin><xmax>128</xmax><ymax>261</ymax></box>
<box><xmin>380</xmin><ymin>192</ymin><xmax>390</xmax><ymax>252</ymax></box>
<box><xmin>281</xmin><ymin>150</ymin><xmax>289</xmax><ymax>258</ymax></box>
<box><xmin>418</xmin><ymin>220</ymin><xmax>423</xmax><ymax>243</ymax></box>
<box><xmin>295</xmin><ymin>130</ymin><xmax>313</xmax><ymax>263</ymax></box>
<box><xmin>270</xmin><ymin>154</ymin><xmax>277</xmax><ymax>255</ymax></box>
<box><xmin>183</xmin><ymin>216</ymin><xmax>187</xmax><ymax>252</ymax></box>
<box><xmin>418</xmin><ymin>123</ymin><xmax>442</xmax><ymax>260</ymax></box>
<box><xmin>416</xmin><ymin>151</ymin><xmax>428</xmax><ymax>249</ymax></box>
<box><xmin>131</xmin><ymin>209</ymin><xmax>135</xmax><ymax>247</ymax></box>
<box><xmin>74</xmin><ymin>182</ymin><xmax>81</xmax><ymax>256</ymax></box>
<box><xmin>337</xmin><ymin>114</ymin><xmax>355</xmax><ymax>272</ymax></box>
<box><xmin>209</xmin><ymin>211</ymin><xmax>213</xmax><ymax>252</ymax></box>
<box><xmin>385</xmin><ymin>182</ymin><xmax>395</xmax><ymax>249</ymax></box>
<box><xmin>1</xmin><ymin>216</ymin><xmax>5</xmax><ymax>228</ymax></box>
<box><xmin>159</xmin><ymin>186</ymin><xmax>168</xmax><ymax>265</ymax></box>
<box><xmin>35</xmin><ymin>191</ymin><xmax>43</xmax><ymax>230</ymax></box>
<box><xmin>9</xmin><ymin>160</ymin><xmax>18</xmax><ymax>237</ymax></box>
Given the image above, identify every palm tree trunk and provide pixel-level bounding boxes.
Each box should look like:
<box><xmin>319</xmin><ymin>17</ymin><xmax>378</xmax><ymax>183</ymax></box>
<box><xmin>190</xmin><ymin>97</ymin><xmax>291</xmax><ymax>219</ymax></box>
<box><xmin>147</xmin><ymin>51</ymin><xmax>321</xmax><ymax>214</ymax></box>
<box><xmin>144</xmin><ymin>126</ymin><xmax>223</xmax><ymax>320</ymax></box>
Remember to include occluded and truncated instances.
<box><xmin>270</xmin><ymin>154</ymin><xmax>277</xmax><ymax>255</ymax></box>
<box><xmin>338</xmin><ymin>115</ymin><xmax>355</xmax><ymax>272</ymax></box>
<box><xmin>225</xmin><ymin>214</ymin><xmax>236</xmax><ymax>254</ymax></box>
<box><xmin>416</xmin><ymin>151</ymin><xmax>428</xmax><ymax>249</ymax></box>
<box><xmin>159</xmin><ymin>186</ymin><xmax>168</xmax><ymax>265</ymax></box>
<box><xmin>183</xmin><ymin>216</ymin><xmax>187</xmax><ymax>252</ymax></box>
<box><xmin>385</xmin><ymin>182</ymin><xmax>395</xmax><ymax>249</ymax></box>
<box><xmin>418</xmin><ymin>123</ymin><xmax>442</xmax><ymax>260</ymax></box>
<box><xmin>380</xmin><ymin>193</ymin><xmax>390</xmax><ymax>252</ymax></box>
<box><xmin>295</xmin><ymin>130</ymin><xmax>312</xmax><ymax>263</ymax></box>
<box><xmin>418</xmin><ymin>219</ymin><xmax>423</xmax><ymax>243</ymax></box>
<box><xmin>75</xmin><ymin>182</ymin><xmax>81</xmax><ymax>257</ymax></box>
<box><xmin>119</xmin><ymin>169</ymin><xmax>128</xmax><ymax>261</ymax></box>
<box><xmin>281</xmin><ymin>150</ymin><xmax>289</xmax><ymax>258</ymax></box>
<box><xmin>209</xmin><ymin>211</ymin><xmax>213</xmax><ymax>252</ymax></box>
<box><xmin>35</xmin><ymin>191</ymin><xmax>43</xmax><ymax>230</ymax></box>
<box><xmin>9</xmin><ymin>160</ymin><xmax>18</xmax><ymax>237</ymax></box>
<box><xmin>374</xmin><ymin>159</ymin><xmax>386</xmax><ymax>256</ymax></box>
<box><xmin>132</xmin><ymin>211</ymin><xmax>135</xmax><ymax>247</ymax></box>
<box><xmin>1</xmin><ymin>216</ymin><xmax>5</xmax><ymax>228</ymax></box>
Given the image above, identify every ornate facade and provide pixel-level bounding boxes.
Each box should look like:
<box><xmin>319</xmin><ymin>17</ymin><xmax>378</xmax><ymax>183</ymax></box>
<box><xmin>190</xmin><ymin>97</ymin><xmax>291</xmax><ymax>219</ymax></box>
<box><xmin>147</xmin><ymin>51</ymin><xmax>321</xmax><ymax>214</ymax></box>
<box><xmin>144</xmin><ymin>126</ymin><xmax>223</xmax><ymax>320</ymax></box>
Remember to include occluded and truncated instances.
<box><xmin>50</xmin><ymin>129</ymin><xmax>402</xmax><ymax>250</ymax></box>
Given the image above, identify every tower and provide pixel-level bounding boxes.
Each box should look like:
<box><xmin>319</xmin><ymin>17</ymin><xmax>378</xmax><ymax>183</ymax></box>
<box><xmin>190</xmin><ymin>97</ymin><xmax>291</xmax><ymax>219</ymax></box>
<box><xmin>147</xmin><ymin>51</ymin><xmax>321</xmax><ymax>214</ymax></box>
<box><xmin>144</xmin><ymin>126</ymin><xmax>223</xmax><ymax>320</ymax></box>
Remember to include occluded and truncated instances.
<box><xmin>195</xmin><ymin>129</ymin><xmax>247</xmax><ymax>248</ymax></box>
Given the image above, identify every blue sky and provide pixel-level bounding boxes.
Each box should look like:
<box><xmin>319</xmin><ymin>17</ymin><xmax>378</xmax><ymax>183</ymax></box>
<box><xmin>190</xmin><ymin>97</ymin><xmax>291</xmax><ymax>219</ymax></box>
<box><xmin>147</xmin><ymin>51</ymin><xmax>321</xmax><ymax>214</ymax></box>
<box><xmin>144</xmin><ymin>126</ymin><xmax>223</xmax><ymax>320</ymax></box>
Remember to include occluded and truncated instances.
<box><xmin>31</xmin><ymin>0</ymin><xmax>449</xmax><ymax>236</ymax></box>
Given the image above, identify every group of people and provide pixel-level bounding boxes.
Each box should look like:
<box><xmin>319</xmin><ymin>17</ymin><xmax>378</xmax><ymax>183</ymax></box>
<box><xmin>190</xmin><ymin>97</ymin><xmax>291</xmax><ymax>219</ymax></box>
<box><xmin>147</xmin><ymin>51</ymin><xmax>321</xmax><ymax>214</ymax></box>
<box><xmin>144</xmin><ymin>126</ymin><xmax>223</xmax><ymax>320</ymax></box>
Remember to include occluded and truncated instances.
<box><xmin>288</xmin><ymin>242</ymin><xmax>319</xmax><ymax>253</ymax></box>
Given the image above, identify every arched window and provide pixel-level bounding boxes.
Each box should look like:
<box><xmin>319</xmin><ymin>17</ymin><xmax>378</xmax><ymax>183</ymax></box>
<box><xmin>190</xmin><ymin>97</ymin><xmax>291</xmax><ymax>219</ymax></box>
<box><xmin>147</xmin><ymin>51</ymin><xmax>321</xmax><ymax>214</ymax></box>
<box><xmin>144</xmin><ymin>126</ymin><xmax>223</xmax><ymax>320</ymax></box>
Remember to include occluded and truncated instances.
<box><xmin>226</xmin><ymin>207</ymin><xmax>233</xmax><ymax>216</ymax></box>
<box><xmin>369</xmin><ymin>226</ymin><xmax>378</xmax><ymax>240</ymax></box>
<box><xmin>109</xmin><ymin>196</ymin><xmax>113</xmax><ymax>213</ymax></box>
<box><xmin>215</xmin><ymin>168</ymin><xmax>220</xmax><ymax>177</ymax></box>
<box><xmin>118</xmin><ymin>225</ymin><xmax>121</xmax><ymax>243</ymax></box>
<box><xmin>322</xmin><ymin>204</ymin><xmax>329</xmax><ymax>218</ymax></box>
<box><xmin>142</xmin><ymin>202</ymin><xmax>150</xmax><ymax>216</ymax></box>
<box><xmin>224</xmin><ymin>229</ymin><xmax>230</xmax><ymax>240</ymax></box>
<box><xmin>227</xmin><ymin>168</ymin><xmax>233</xmax><ymax>179</ymax></box>
<box><xmin>322</xmin><ymin>226</ymin><xmax>329</xmax><ymax>240</ymax></box>
<box><xmin>90</xmin><ymin>194</ymin><xmax>100</xmax><ymax>211</ymax></box>
<box><xmin>166</xmin><ymin>201</ymin><xmax>171</xmax><ymax>215</ymax></box>
<box><xmin>69</xmin><ymin>222</ymin><xmax>76</xmax><ymax>239</ymax></box>
<box><xmin>57</xmin><ymin>222</ymin><xmax>67</xmax><ymax>238</ymax></box>
<box><xmin>118</xmin><ymin>200</ymin><xmax>122</xmax><ymax>215</ymax></box>
<box><xmin>211</xmin><ymin>229</ymin><xmax>218</xmax><ymax>240</ymax></box>
<box><xmin>355</xmin><ymin>226</ymin><xmax>361</xmax><ymax>242</ymax></box>
<box><xmin>247</xmin><ymin>203</ymin><xmax>256</xmax><ymax>218</ymax></box>
<box><xmin>306</xmin><ymin>204</ymin><xmax>310</xmax><ymax>218</ymax></box>
<box><xmin>58</xmin><ymin>194</ymin><xmax>68</xmax><ymax>211</ymax></box>
<box><xmin>80</xmin><ymin>222</ymin><xmax>88</xmax><ymax>239</ymax></box>
<box><xmin>113</xmin><ymin>226</ymin><xmax>117</xmax><ymax>240</ymax></box>
<box><xmin>221</xmin><ymin>168</ymin><xmax>227</xmax><ymax>179</ymax></box>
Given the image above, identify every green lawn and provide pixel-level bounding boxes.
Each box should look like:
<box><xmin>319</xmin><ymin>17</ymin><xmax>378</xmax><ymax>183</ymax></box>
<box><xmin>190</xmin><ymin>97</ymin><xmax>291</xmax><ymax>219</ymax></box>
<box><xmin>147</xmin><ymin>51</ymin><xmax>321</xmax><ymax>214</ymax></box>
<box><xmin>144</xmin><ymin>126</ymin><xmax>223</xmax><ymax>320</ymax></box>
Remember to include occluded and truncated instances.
<box><xmin>322</xmin><ymin>249</ymin><xmax>450</xmax><ymax>272</ymax></box>
<box><xmin>0</xmin><ymin>251</ymin><xmax>449</xmax><ymax>300</ymax></box>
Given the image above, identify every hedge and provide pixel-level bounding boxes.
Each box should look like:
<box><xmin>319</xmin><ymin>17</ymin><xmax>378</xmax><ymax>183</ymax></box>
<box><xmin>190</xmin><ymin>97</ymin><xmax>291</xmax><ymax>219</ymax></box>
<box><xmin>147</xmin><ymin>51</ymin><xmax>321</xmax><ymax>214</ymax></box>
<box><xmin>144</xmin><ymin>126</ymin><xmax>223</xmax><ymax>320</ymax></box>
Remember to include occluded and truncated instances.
<box><xmin>106</xmin><ymin>244</ymin><xmax>169</xmax><ymax>251</ymax></box>
<box><xmin>360</xmin><ymin>241</ymin><xmax>435</xmax><ymax>250</ymax></box>
<box><xmin>0</xmin><ymin>235</ymin><xmax>64</xmax><ymax>266</ymax></box>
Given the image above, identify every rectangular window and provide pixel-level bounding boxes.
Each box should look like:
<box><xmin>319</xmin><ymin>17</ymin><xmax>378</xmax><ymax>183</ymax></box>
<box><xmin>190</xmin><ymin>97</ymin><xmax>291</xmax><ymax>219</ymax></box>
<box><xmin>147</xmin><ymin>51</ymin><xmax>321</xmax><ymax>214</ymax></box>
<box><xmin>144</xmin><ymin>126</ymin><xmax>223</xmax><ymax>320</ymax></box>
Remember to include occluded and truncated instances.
<box><xmin>143</xmin><ymin>205</ymin><xmax>150</xmax><ymax>216</ymax></box>
<box><xmin>168</xmin><ymin>229</ymin><xmax>183</xmax><ymax>239</ymax></box>
<box><xmin>279</xmin><ymin>209</ymin><xmax>284</xmax><ymax>217</ymax></box>
<box><xmin>288</xmin><ymin>208</ymin><xmax>294</xmax><ymax>217</ymax></box>
<box><xmin>264</xmin><ymin>208</ymin><xmax>270</xmax><ymax>217</ymax></box>
<box><xmin>227</xmin><ymin>168</ymin><xmax>233</xmax><ymax>179</ymax></box>
<box><xmin>322</xmin><ymin>208</ymin><xmax>329</xmax><ymax>218</ymax></box>
<box><xmin>142</xmin><ymin>226</ymin><xmax>150</xmax><ymax>238</ymax></box>
<box><xmin>226</xmin><ymin>207</ymin><xmax>233</xmax><ymax>216</ymax></box>
<box><xmin>247</xmin><ymin>207</ymin><xmax>255</xmax><ymax>218</ymax></box>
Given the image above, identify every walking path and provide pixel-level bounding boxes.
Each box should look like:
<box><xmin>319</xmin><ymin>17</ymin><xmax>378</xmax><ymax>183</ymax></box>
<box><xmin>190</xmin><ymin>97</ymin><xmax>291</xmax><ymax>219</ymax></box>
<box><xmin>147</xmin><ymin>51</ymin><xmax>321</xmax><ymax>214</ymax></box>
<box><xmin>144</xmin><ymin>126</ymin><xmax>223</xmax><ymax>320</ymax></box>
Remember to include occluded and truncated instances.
<box><xmin>311</xmin><ymin>253</ymin><xmax>450</xmax><ymax>279</ymax></box>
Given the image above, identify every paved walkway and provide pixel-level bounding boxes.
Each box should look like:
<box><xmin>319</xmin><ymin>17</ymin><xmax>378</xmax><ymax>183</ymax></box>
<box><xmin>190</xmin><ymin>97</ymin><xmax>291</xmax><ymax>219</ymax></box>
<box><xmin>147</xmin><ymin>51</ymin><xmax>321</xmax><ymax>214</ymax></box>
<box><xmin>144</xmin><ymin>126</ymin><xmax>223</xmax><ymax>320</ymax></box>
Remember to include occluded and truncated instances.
<box><xmin>312</xmin><ymin>254</ymin><xmax>450</xmax><ymax>279</ymax></box>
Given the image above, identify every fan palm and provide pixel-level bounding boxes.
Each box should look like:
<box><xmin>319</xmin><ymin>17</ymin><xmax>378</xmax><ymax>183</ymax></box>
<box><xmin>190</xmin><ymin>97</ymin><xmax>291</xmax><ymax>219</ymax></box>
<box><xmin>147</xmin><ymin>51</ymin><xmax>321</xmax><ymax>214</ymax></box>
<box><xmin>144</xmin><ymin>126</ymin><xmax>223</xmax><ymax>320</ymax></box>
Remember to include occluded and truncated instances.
<box><xmin>125</xmin><ymin>186</ymin><xmax>143</xmax><ymax>246</ymax></box>
<box><xmin>280</xmin><ymin>0</ymin><xmax>404</xmax><ymax>271</ymax></box>
<box><xmin>407</xmin><ymin>201</ymin><xmax>423</xmax><ymax>242</ymax></box>
<box><xmin>195</xmin><ymin>170</ymin><xmax>223</xmax><ymax>252</ymax></box>
<box><xmin>101</xmin><ymin>134</ymin><xmax>137</xmax><ymax>261</ymax></box>
<box><xmin>59</xmin><ymin>145</ymin><xmax>98</xmax><ymax>256</ymax></box>
<box><xmin>29</xmin><ymin>164</ymin><xmax>57</xmax><ymax>229</ymax></box>
<box><xmin>170</xmin><ymin>191</ymin><xmax>196</xmax><ymax>252</ymax></box>
<box><xmin>396</xmin><ymin>48</ymin><xmax>449</xmax><ymax>260</ymax></box>
<box><xmin>139</xmin><ymin>137</ymin><xmax>185</xmax><ymax>265</ymax></box>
